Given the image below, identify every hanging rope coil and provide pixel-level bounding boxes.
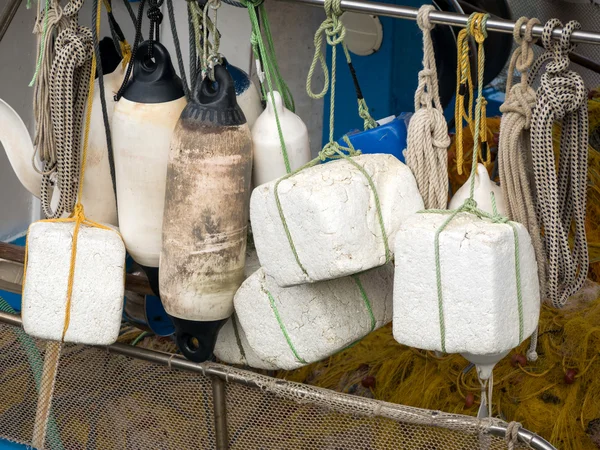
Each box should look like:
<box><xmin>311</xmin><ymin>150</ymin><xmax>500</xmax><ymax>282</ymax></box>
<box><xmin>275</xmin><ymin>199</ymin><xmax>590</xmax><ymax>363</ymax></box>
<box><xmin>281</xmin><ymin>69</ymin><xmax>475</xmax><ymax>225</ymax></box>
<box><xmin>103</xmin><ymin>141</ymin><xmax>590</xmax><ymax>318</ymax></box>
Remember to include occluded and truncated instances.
<box><xmin>39</xmin><ymin>24</ymin><xmax>94</xmax><ymax>219</ymax></box>
<box><xmin>498</xmin><ymin>17</ymin><xmax>544</xmax><ymax>362</ymax></box>
<box><xmin>405</xmin><ymin>5</ymin><xmax>450</xmax><ymax>210</ymax></box>
<box><xmin>530</xmin><ymin>19</ymin><xmax>589</xmax><ymax>309</ymax></box>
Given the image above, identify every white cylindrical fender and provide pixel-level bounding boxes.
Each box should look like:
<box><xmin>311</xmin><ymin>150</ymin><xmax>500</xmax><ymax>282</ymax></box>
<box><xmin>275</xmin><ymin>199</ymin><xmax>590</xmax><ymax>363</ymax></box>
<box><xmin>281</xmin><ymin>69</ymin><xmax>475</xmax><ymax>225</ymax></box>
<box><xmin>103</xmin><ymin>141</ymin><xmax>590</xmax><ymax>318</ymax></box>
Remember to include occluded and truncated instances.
<box><xmin>449</xmin><ymin>163</ymin><xmax>507</xmax><ymax>215</ymax></box>
<box><xmin>0</xmin><ymin>98</ymin><xmax>41</xmax><ymax>197</ymax></box>
<box><xmin>112</xmin><ymin>42</ymin><xmax>186</xmax><ymax>267</ymax></box>
<box><xmin>80</xmin><ymin>64</ymin><xmax>126</xmax><ymax>225</ymax></box>
<box><xmin>251</xmin><ymin>90</ymin><xmax>311</xmax><ymax>187</ymax></box>
<box><xmin>160</xmin><ymin>64</ymin><xmax>253</xmax><ymax>362</ymax></box>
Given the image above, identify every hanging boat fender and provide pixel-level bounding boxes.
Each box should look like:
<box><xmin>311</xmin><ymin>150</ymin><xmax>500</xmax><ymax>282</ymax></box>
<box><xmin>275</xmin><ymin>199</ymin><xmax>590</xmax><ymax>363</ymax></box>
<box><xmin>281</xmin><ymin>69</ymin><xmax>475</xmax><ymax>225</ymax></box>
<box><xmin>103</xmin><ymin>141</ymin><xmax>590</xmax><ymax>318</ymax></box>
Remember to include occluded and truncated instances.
<box><xmin>449</xmin><ymin>163</ymin><xmax>507</xmax><ymax>215</ymax></box>
<box><xmin>0</xmin><ymin>63</ymin><xmax>126</xmax><ymax>226</ymax></box>
<box><xmin>251</xmin><ymin>90</ymin><xmax>311</xmax><ymax>187</ymax></box>
<box><xmin>224</xmin><ymin>59</ymin><xmax>263</xmax><ymax>129</ymax></box>
<box><xmin>0</xmin><ymin>98</ymin><xmax>41</xmax><ymax>197</ymax></box>
<box><xmin>80</xmin><ymin>63</ymin><xmax>126</xmax><ymax>225</ymax></box>
<box><xmin>160</xmin><ymin>64</ymin><xmax>253</xmax><ymax>362</ymax></box>
<box><xmin>111</xmin><ymin>41</ymin><xmax>186</xmax><ymax>267</ymax></box>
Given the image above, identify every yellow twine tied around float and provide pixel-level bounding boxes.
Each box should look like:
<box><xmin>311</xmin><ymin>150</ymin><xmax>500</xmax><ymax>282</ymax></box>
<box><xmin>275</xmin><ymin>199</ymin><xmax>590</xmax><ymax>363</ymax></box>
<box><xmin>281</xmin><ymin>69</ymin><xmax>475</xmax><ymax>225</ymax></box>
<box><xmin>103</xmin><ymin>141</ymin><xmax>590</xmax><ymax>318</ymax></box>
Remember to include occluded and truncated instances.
<box><xmin>22</xmin><ymin>0</ymin><xmax>123</xmax><ymax>342</ymax></box>
<box><xmin>455</xmin><ymin>14</ymin><xmax>493</xmax><ymax>175</ymax></box>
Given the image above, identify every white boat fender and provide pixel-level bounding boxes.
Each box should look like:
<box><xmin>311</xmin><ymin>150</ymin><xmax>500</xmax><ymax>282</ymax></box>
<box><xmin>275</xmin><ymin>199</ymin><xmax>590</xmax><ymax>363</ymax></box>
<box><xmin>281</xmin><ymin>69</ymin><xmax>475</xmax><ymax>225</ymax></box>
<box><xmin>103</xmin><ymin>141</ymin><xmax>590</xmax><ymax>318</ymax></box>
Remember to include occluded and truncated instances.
<box><xmin>160</xmin><ymin>64</ymin><xmax>253</xmax><ymax>362</ymax></box>
<box><xmin>449</xmin><ymin>163</ymin><xmax>507</xmax><ymax>216</ymax></box>
<box><xmin>251</xmin><ymin>90</ymin><xmax>311</xmax><ymax>187</ymax></box>
<box><xmin>112</xmin><ymin>41</ymin><xmax>187</xmax><ymax>267</ymax></box>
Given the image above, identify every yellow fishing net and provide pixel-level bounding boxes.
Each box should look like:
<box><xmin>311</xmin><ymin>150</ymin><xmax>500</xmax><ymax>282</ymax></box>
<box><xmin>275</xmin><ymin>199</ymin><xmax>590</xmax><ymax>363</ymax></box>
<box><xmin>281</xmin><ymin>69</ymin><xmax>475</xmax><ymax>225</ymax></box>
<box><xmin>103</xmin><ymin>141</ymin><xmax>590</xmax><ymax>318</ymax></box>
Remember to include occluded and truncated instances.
<box><xmin>280</xmin><ymin>94</ymin><xmax>600</xmax><ymax>450</ymax></box>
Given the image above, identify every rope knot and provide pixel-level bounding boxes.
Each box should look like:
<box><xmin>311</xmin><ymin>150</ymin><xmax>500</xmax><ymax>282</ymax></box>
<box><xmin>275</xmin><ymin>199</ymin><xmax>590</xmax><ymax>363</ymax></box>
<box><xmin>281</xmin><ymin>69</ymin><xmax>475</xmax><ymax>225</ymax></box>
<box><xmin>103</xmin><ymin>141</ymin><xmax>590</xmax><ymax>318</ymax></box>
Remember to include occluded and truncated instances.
<box><xmin>72</xmin><ymin>203</ymin><xmax>85</xmax><ymax>220</ymax></box>
<box><xmin>416</xmin><ymin>5</ymin><xmax>435</xmax><ymax>31</ymax></box>
<box><xmin>467</xmin><ymin>13</ymin><xmax>489</xmax><ymax>43</ymax></box>
<box><xmin>500</xmin><ymin>83</ymin><xmax>536</xmax><ymax>128</ymax></box>
<box><xmin>462</xmin><ymin>198</ymin><xmax>478</xmax><ymax>211</ymax></box>
<box><xmin>55</xmin><ymin>27</ymin><xmax>93</xmax><ymax>67</ymax></box>
<box><xmin>147</xmin><ymin>4</ymin><xmax>164</xmax><ymax>25</ymax></box>
<box><xmin>505</xmin><ymin>421</ymin><xmax>522</xmax><ymax>450</ymax></box>
<box><xmin>323</xmin><ymin>17</ymin><xmax>345</xmax><ymax>46</ymax></box>
<box><xmin>540</xmin><ymin>70</ymin><xmax>586</xmax><ymax>119</ymax></box>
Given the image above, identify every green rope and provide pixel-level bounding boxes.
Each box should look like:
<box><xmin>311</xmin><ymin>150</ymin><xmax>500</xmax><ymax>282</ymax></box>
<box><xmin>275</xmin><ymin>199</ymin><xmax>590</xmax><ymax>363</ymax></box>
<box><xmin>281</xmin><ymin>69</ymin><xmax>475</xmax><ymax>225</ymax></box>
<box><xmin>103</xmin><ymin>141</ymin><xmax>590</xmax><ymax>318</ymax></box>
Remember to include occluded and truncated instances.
<box><xmin>266</xmin><ymin>290</ymin><xmax>307</xmax><ymax>364</ymax></box>
<box><xmin>351</xmin><ymin>274</ymin><xmax>376</xmax><ymax>331</ymax></box>
<box><xmin>421</xmin><ymin>13</ymin><xmax>523</xmax><ymax>352</ymax></box>
<box><xmin>274</xmin><ymin>0</ymin><xmax>391</xmax><ymax>278</ymax></box>
<box><xmin>259</xmin><ymin>4</ymin><xmax>295</xmax><ymax>113</ymax></box>
<box><xmin>131</xmin><ymin>331</ymin><xmax>150</xmax><ymax>346</ymax></box>
<box><xmin>29</xmin><ymin>0</ymin><xmax>50</xmax><ymax>87</ymax></box>
<box><xmin>231</xmin><ymin>314</ymin><xmax>247</xmax><ymax>363</ymax></box>
<box><xmin>341</xmin><ymin>43</ymin><xmax>377</xmax><ymax>130</ymax></box>
<box><xmin>242</xmin><ymin>0</ymin><xmax>292</xmax><ymax>174</ymax></box>
<box><xmin>0</xmin><ymin>297</ymin><xmax>65</xmax><ymax>450</ymax></box>
<box><xmin>266</xmin><ymin>274</ymin><xmax>376</xmax><ymax>364</ymax></box>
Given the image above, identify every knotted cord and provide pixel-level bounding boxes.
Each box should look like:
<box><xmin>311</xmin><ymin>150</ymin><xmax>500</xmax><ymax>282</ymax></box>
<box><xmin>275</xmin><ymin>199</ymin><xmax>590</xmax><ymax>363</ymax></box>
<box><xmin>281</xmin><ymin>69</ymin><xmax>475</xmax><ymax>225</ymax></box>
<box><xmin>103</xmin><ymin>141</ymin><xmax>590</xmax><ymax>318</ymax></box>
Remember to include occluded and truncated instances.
<box><xmin>498</xmin><ymin>17</ymin><xmax>544</xmax><ymax>362</ymax></box>
<box><xmin>405</xmin><ymin>5</ymin><xmax>450</xmax><ymax>210</ymax></box>
<box><xmin>40</xmin><ymin>21</ymin><xmax>94</xmax><ymax>219</ymax></box>
<box><xmin>530</xmin><ymin>19</ymin><xmax>589</xmax><ymax>309</ymax></box>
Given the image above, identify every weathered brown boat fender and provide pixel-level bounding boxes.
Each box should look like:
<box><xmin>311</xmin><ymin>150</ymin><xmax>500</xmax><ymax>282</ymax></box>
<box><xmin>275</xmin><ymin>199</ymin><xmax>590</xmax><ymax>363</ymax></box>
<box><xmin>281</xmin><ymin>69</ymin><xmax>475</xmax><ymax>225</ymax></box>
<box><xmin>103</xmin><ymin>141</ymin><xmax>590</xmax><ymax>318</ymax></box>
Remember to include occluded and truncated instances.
<box><xmin>112</xmin><ymin>41</ymin><xmax>186</xmax><ymax>267</ymax></box>
<box><xmin>160</xmin><ymin>64</ymin><xmax>253</xmax><ymax>362</ymax></box>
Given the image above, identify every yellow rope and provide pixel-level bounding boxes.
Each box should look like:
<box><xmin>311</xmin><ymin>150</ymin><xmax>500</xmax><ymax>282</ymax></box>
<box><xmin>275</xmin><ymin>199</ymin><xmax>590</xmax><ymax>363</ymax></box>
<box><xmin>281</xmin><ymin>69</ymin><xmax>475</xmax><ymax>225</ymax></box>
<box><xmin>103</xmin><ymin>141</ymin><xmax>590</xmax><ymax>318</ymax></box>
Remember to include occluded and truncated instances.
<box><xmin>454</xmin><ymin>13</ymin><xmax>493</xmax><ymax>175</ymax></box>
<box><xmin>22</xmin><ymin>0</ymin><xmax>123</xmax><ymax>342</ymax></box>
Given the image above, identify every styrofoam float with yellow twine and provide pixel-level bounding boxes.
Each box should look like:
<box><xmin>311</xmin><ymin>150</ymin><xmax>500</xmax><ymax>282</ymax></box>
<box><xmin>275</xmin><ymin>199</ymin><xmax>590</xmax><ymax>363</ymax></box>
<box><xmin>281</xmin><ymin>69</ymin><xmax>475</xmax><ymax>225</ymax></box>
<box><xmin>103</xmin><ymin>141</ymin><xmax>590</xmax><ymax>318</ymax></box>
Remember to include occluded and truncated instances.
<box><xmin>22</xmin><ymin>29</ymin><xmax>125</xmax><ymax>346</ymax></box>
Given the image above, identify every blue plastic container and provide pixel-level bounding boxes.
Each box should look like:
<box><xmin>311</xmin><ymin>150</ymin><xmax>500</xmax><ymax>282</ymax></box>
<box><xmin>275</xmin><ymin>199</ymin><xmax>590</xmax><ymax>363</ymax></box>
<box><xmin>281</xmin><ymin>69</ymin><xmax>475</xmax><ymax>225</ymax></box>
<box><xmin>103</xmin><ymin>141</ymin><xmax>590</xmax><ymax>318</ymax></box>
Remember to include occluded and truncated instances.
<box><xmin>336</xmin><ymin>114</ymin><xmax>410</xmax><ymax>163</ymax></box>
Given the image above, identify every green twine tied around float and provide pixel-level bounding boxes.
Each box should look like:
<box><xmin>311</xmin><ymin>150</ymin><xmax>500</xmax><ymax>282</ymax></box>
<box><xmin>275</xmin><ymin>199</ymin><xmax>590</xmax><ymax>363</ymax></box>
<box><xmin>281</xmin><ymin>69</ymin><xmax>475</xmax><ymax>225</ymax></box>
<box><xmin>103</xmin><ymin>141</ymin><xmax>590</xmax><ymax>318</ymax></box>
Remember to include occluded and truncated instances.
<box><xmin>420</xmin><ymin>13</ymin><xmax>524</xmax><ymax>353</ymax></box>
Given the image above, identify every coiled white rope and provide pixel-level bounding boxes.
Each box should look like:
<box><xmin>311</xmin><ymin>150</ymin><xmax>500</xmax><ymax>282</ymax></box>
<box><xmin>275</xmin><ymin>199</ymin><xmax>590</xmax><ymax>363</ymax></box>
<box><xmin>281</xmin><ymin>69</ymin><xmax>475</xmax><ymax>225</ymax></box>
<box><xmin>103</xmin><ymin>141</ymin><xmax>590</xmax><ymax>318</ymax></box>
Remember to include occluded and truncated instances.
<box><xmin>405</xmin><ymin>5</ymin><xmax>450</xmax><ymax>210</ymax></box>
<box><xmin>498</xmin><ymin>17</ymin><xmax>544</xmax><ymax>362</ymax></box>
<box><xmin>40</xmin><ymin>25</ymin><xmax>94</xmax><ymax>218</ymax></box>
<box><xmin>530</xmin><ymin>19</ymin><xmax>589</xmax><ymax>309</ymax></box>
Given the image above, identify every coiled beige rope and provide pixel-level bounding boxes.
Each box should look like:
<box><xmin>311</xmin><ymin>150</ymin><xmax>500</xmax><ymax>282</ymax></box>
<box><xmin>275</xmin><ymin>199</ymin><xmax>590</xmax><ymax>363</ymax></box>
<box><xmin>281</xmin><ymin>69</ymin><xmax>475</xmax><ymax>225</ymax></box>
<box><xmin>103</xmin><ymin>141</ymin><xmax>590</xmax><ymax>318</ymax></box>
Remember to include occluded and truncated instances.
<box><xmin>405</xmin><ymin>5</ymin><xmax>450</xmax><ymax>210</ymax></box>
<box><xmin>498</xmin><ymin>17</ymin><xmax>545</xmax><ymax>361</ymax></box>
<box><xmin>530</xmin><ymin>19</ymin><xmax>589</xmax><ymax>309</ymax></box>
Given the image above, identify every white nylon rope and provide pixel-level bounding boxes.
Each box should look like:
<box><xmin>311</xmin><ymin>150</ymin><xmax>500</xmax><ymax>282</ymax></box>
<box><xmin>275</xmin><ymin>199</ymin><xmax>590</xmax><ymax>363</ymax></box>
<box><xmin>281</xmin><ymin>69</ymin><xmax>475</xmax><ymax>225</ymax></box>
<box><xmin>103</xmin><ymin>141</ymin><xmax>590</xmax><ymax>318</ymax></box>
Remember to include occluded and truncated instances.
<box><xmin>530</xmin><ymin>19</ymin><xmax>589</xmax><ymax>309</ymax></box>
<box><xmin>405</xmin><ymin>5</ymin><xmax>450</xmax><ymax>210</ymax></box>
<box><xmin>498</xmin><ymin>17</ymin><xmax>545</xmax><ymax>362</ymax></box>
<box><xmin>31</xmin><ymin>0</ymin><xmax>92</xmax><ymax>219</ymax></box>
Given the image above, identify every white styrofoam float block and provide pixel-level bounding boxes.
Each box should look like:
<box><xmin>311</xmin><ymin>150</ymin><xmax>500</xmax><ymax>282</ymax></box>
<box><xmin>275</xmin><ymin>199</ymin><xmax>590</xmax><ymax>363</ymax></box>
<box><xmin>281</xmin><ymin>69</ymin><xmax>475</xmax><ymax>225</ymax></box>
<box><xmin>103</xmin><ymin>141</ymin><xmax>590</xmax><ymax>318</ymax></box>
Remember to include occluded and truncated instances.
<box><xmin>22</xmin><ymin>222</ymin><xmax>126</xmax><ymax>345</ymax></box>
<box><xmin>235</xmin><ymin>264</ymin><xmax>394</xmax><ymax>370</ymax></box>
<box><xmin>250</xmin><ymin>154</ymin><xmax>423</xmax><ymax>286</ymax></box>
<box><xmin>214</xmin><ymin>315</ymin><xmax>279</xmax><ymax>370</ymax></box>
<box><xmin>215</xmin><ymin>247</ymin><xmax>279</xmax><ymax>369</ymax></box>
<box><xmin>393</xmin><ymin>212</ymin><xmax>540</xmax><ymax>355</ymax></box>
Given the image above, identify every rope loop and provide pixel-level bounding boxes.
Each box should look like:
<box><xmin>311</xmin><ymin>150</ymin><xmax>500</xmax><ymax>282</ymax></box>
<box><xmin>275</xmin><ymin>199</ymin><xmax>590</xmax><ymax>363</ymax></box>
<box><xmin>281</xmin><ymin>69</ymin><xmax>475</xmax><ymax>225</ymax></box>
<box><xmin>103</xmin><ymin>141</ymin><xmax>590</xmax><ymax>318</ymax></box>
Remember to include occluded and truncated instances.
<box><xmin>467</xmin><ymin>12</ymin><xmax>488</xmax><ymax>43</ymax></box>
<box><xmin>416</xmin><ymin>4</ymin><xmax>435</xmax><ymax>32</ymax></box>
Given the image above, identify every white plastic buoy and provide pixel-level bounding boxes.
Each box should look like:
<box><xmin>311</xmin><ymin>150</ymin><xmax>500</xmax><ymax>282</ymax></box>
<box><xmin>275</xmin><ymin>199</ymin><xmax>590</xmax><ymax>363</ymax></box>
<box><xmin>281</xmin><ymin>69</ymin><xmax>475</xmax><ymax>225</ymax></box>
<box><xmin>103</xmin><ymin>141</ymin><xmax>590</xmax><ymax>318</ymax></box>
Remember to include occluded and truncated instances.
<box><xmin>392</xmin><ymin>212</ymin><xmax>541</xmax><ymax>380</ymax></box>
<box><xmin>0</xmin><ymin>64</ymin><xmax>124</xmax><ymax>225</ymax></box>
<box><xmin>160</xmin><ymin>64</ymin><xmax>253</xmax><ymax>362</ymax></box>
<box><xmin>251</xmin><ymin>90</ymin><xmax>311</xmax><ymax>187</ymax></box>
<box><xmin>112</xmin><ymin>42</ymin><xmax>186</xmax><ymax>266</ymax></box>
<box><xmin>449</xmin><ymin>163</ymin><xmax>506</xmax><ymax>215</ymax></box>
